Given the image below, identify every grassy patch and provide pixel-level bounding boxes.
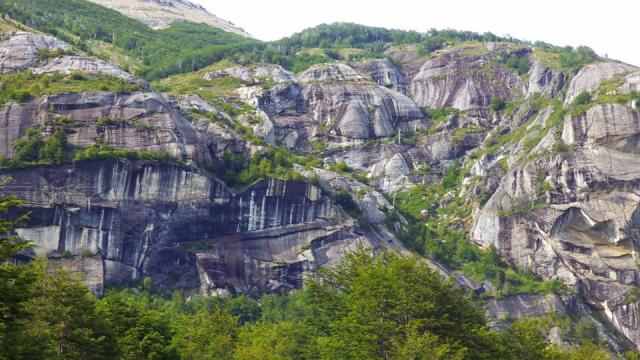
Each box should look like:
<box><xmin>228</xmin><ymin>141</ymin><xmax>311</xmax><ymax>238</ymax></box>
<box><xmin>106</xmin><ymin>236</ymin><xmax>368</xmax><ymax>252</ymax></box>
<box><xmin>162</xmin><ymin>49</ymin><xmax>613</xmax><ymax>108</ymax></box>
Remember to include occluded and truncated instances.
<box><xmin>86</xmin><ymin>39</ymin><xmax>143</xmax><ymax>74</ymax></box>
<box><xmin>533</xmin><ymin>45</ymin><xmax>598</xmax><ymax>73</ymax></box>
<box><xmin>0</xmin><ymin>71</ymin><xmax>140</xmax><ymax>105</ymax></box>
<box><xmin>424</xmin><ymin>107</ymin><xmax>459</xmax><ymax>126</ymax></box>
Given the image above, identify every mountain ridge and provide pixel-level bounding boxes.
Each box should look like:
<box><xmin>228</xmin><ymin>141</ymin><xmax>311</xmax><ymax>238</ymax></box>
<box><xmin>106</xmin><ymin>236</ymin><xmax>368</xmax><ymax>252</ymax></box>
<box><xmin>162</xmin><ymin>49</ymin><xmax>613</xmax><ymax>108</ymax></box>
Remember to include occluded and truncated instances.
<box><xmin>85</xmin><ymin>0</ymin><xmax>252</xmax><ymax>37</ymax></box>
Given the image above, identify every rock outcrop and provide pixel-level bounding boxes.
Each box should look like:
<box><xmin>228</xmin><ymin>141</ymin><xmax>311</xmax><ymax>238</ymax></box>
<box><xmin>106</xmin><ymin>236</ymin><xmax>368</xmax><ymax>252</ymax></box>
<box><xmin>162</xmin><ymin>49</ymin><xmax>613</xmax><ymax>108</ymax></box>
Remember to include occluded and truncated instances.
<box><xmin>0</xmin><ymin>32</ymin><xmax>70</xmax><ymax>72</ymax></box>
<box><xmin>527</xmin><ymin>58</ymin><xmax>566</xmax><ymax>98</ymax></box>
<box><xmin>33</xmin><ymin>55</ymin><xmax>142</xmax><ymax>84</ymax></box>
<box><xmin>352</xmin><ymin>59</ymin><xmax>408</xmax><ymax>94</ymax></box>
<box><xmin>5</xmin><ymin>20</ymin><xmax>640</xmax><ymax>351</ymax></box>
<box><xmin>472</xmin><ymin>70</ymin><xmax>640</xmax><ymax>348</ymax></box>
<box><xmin>564</xmin><ymin>61</ymin><xmax>637</xmax><ymax>105</ymax></box>
<box><xmin>204</xmin><ymin>64</ymin><xmax>296</xmax><ymax>85</ymax></box>
<box><xmin>409</xmin><ymin>43</ymin><xmax>526</xmax><ymax>112</ymax></box>
<box><xmin>0</xmin><ymin>91</ymin><xmax>214</xmax><ymax>164</ymax></box>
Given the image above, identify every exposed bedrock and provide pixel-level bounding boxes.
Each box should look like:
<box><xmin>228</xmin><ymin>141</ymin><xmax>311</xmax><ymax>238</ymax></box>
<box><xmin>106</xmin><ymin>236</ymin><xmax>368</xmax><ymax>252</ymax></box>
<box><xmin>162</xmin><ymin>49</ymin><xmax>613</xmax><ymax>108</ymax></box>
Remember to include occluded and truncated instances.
<box><xmin>0</xmin><ymin>91</ymin><xmax>220</xmax><ymax>164</ymax></box>
<box><xmin>472</xmin><ymin>101</ymin><xmax>640</xmax><ymax>348</ymax></box>
<box><xmin>409</xmin><ymin>44</ymin><xmax>526</xmax><ymax>112</ymax></box>
<box><xmin>2</xmin><ymin>160</ymin><xmax>370</xmax><ymax>295</ymax></box>
<box><xmin>0</xmin><ymin>31</ymin><xmax>71</xmax><ymax>72</ymax></box>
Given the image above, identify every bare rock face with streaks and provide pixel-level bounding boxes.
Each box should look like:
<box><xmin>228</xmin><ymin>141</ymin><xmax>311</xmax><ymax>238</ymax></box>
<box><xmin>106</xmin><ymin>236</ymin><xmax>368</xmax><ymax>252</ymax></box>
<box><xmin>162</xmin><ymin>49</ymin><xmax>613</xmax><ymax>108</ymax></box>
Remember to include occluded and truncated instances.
<box><xmin>409</xmin><ymin>43</ymin><xmax>526</xmax><ymax>112</ymax></box>
<box><xmin>564</xmin><ymin>61</ymin><xmax>637</xmax><ymax>105</ymax></box>
<box><xmin>7</xmin><ymin>161</ymin><xmax>371</xmax><ymax>295</ymax></box>
<box><xmin>204</xmin><ymin>64</ymin><xmax>296</xmax><ymax>85</ymax></box>
<box><xmin>472</xmin><ymin>61</ymin><xmax>640</xmax><ymax>348</ymax></box>
<box><xmin>0</xmin><ymin>91</ymin><xmax>215</xmax><ymax>164</ymax></box>
<box><xmin>352</xmin><ymin>58</ymin><xmax>408</xmax><ymax>94</ymax></box>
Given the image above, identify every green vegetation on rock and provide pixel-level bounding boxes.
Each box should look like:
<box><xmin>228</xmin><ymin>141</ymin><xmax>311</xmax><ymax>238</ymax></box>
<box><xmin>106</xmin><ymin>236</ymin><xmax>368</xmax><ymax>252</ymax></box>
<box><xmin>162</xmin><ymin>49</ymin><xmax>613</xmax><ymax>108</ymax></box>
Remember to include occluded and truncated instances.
<box><xmin>220</xmin><ymin>148</ymin><xmax>321</xmax><ymax>187</ymax></box>
<box><xmin>73</xmin><ymin>140</ymin><xmax>173</xmax><ymax>163</ymax></box>
<box><xmin>392</xmin><ymin>161</ymin><xmax>566</xmax><ymax>299</ymax></box>
<box><xmin>534</xmin><ymin>44</ymin><xmax>598</xmax><ymax>72</ymax></box>
<box><xmin>0</xmin><ymin>0</ymin><xmax>599</xmax><ymax>80</ymax></box>
<box><xmin>0</xmin><ymin>71</ymin><xmax>140</xmax><ymax>105</ymax></box>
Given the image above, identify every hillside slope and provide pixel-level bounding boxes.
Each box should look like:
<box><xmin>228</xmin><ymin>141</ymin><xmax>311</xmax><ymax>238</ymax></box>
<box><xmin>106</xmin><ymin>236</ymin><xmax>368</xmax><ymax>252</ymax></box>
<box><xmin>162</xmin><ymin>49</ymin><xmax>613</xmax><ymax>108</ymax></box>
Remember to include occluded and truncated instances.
<box><xmin>86</xmin><ymin>0</ymin><xmax>251</xmax><ymax>36</ymax></box>
<box><xmin>1</xmin><ymin>2</ymin><xmax>640</xmax><ymax>354</ymax></box>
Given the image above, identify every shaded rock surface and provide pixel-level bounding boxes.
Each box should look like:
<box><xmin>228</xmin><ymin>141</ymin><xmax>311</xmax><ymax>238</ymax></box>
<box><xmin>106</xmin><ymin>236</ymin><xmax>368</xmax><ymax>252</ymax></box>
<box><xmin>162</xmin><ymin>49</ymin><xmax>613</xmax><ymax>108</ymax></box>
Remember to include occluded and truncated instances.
<box><xmin>0</xmin><ymin>91</ymin><xmax>216</xmax><ymax>164</ymax></box>
<box><xmin>472</xmin><ymin>71</ymin><xmax>640</xmax><ymax>348</ymax></box>
<box><xmin>352</xmin><ymin>58</ymin><xmax>408</xmax><ymax>94</ymax></box>
<box><xmin>4</xmin><ymin>161</ymin><xmax>372</xmax><ymax>295</ymax></box>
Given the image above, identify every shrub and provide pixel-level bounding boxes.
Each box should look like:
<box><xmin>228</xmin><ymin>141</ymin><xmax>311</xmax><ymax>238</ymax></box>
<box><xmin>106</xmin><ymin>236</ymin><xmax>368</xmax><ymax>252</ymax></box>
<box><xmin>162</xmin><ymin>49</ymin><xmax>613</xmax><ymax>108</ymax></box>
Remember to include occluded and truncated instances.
<box><xmin>571</xmin><ymin>91</ymin><xmax>591</xmax><ymax>107</ymax></box>
<box><xmin>489</xmin><ymin>97</ymin><xmax>507</xmax><ymax>112</ymax></box>
<box><xmin>73</xmin><ymin>140</ymin><xmax>172</xmax><ymax>162</ymax></box>
<box><xmin>39</xmin><ymin>129</ymin><xmax>69</xmax><ymax>164</ymax></box>
<box><xmin>220</xmin><ymin>148</ymin><xmax>310</xmax><ymax>187</ymax></box>
<box><xmin>569</xmin><ymin>91</ymin><xmax>592</xmax><ymax>116</ymax></box>
<box><xmin>503</xmin><ymin>54</ymin><xmax>530</xmax><ymax>75</ymax></box>
<box><xmin>69</xmin><ymin>71</ymin><xmax>86</xmax><ymax>80</ymax></box>
<box><xmin>329</xmin><ymin>160</ymin><xmax>352</xmax><ymax>174</ymax></box>
<box><xmin>13</xmin><ymin>129</ymin><xmax>44</xmax><ymax>163</ymax></box>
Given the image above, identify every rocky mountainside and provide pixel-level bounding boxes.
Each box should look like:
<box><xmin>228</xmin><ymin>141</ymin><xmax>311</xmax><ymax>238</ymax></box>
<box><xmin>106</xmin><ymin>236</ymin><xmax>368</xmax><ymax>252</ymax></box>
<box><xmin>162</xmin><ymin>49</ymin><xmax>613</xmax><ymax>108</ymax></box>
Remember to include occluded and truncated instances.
<box><xmin>85</xmin><ymin>0</ymin><xmax>251</xmax><ymax>36</ymax></box>
<box><xmin>1</xmin><ymin>2</ymin><xmax>640</xmax><ymax>353</ymax></box>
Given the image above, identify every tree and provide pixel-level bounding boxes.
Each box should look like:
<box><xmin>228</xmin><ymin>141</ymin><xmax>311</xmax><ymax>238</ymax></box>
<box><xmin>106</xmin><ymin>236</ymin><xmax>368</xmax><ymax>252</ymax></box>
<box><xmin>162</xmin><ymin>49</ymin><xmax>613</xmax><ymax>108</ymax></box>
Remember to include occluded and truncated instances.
<box><xmin>95</xmin><ymin>289</ymin><xmax>177</xmax><ymax>360</ymax></box>
<box><xmin>12</xmin><ymin>129</ymin><xmax>69</xmax><ymax>166</ymax></box>
<box><xmin>304</xmin><ymin>248</ymin><xmax>503</xmax><ymax>359</ymax></box>
<box><xmin>26</xmin><ymin>267</ymin><xmax>114</xmax><ymax>359</ymax></box>
<box><xmin>172</xmin><ymin>309</ymin><xmax>238</xmax><ymax>360</ymax></box>
<box><xmin>233</xmin><ymin>321</ymin><xmax>317</xmax><ymax>360</ymax></box>
<box><xmin>391</xmin><ymin>329</ymin><xmax>466</xmax><ymax>360</ymax></box>
<box><xmin>0</xmin><ymin>188</ymin><xmax>41</xmax><ymax>359</ymax></box>
<box><xmin>13</xmin><ymin>128</ymin><xmax>44</xmax><ymax>163</ymax></box>
<box><xmin>39</xmin><ymin>130</ymin><xmax>69</xmax><ymax>164</ymax></box>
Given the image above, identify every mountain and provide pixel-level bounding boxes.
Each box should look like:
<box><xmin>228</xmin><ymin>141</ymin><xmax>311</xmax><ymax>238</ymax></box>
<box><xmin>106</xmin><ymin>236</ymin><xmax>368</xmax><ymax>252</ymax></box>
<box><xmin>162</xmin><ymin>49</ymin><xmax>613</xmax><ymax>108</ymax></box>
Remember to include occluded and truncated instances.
<box><xmin>85</xmin><ymin>0</ymin><xmax>251</xmax><ymax>36</ymax></box>
<box><xmin>0</xmin><ymin>1</ymin><xmax>640</xmax><ymax>357</ymax></box>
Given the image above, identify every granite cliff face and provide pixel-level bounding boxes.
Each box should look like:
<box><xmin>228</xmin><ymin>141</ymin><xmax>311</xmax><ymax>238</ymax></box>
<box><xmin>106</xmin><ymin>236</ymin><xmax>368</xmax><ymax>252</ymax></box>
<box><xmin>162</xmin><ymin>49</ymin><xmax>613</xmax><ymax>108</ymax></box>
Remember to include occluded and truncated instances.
<box><xmin>3</xmin><ymin>22</ymin><xmax>640</xmax><ymax>350</ymax></box>
<box><xmin>0</xmin><ymin>31</ymin><xmax>394</xmax><ymax>298</ymax></box>
<box><xmin>410</xmin><ymin>43</ymin><xmax>526</xmax><ymax>112</ymax></box>
<box><xmin>7</xmin><ymin>162</ymin><xmax>362</xmax><ymax>296</ymax></box>
<box><xmin>470</xmin><ymin>60</ymin><xmax>640</xmax><ymax>348</ymax></box>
